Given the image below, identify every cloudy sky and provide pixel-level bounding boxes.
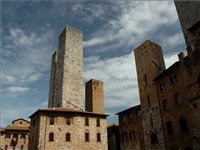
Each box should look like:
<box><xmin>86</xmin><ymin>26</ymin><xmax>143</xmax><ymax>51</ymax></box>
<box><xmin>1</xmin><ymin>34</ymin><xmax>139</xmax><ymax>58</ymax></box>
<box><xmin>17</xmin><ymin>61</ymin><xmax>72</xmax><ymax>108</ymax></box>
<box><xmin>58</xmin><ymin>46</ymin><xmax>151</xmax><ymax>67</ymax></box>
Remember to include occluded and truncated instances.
<box><xmin>1</xmin><ymin>0</ymin><xmax>186</xmax><ymax>127</ymax></box>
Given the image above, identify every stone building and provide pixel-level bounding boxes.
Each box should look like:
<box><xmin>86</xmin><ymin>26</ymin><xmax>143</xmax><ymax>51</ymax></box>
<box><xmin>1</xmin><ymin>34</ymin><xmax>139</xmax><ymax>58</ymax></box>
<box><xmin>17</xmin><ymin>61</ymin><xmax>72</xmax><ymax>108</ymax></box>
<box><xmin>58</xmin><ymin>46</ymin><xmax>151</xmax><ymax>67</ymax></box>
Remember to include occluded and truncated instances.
<box><xmin>0</xmin><ymin>118</ymin><xmax>30</xmax><ymax>150</ymax></box>
<box><xmin>116</xmin><ymin>105</ymin><xmax>144</xmax><ymax>150</ymax></box>
<box><xmin>28</xmin><ymin>26</ymin><xmax>108</xmax><ymax>150</ymax></box>
<box><xmin>134</xmin><ymin>40</ymin><xmax>166</xmax><ymax>150</ymax></box>
<box><xmin>107</xmin><ymin>124</ymin><xmax>120</xmax><ymax>150</ymax></box>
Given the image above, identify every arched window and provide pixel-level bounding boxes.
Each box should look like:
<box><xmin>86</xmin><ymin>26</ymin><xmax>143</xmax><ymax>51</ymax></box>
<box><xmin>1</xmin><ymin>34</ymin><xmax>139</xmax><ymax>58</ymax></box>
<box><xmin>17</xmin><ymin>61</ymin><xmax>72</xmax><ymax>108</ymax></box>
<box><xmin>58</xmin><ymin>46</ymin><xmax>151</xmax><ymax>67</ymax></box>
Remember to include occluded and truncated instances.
<box><xmin>97</xmin><ymin>133</ymin><xmax>101</xmax><ymax>142</ymax></box>
<box><xmin>5</xmin><ymin>145</ymin><xmax>8</xmax><ymax>150</ymax></box>
<box><xmin>96</xmin><ymin>118</ymin><xmax>100</xmax><ymax>127</ymax></box>
<box><xmin>85</xmin><ymin>117</ymin><xmax>89</xmax><ymax>126</ymax></box>
<box><xmin>179</xmin><ymin>117</ymin><xmax>188</xmax><ymax>132</ymax></box>
<box><xmin>66</xmin><ymin>117</ymin><xmax>71</xmax><ymax>126</ymax></box>
<box><xmin>166</xmin><ymin>121</ymin><xmax>173</xmax><ymax>135</ymax></box>
<box><xmin>20</xmin><ymin>145</ymin><xmax>24</xmax><ymax>150</ymax></box>
<box><xmin>85</xmin><ymin>132</ymin><xmax>89</xmax><ymax>142</ymax></box>
<box><xmin>49</xmin><ymin>132</ymin><xmax>54</xmax><ymax>142</ymax></box>
<box><xmin>66</xmin><ymin>133</ymin><xmax>70</xmax><ymax>142</ymax></box>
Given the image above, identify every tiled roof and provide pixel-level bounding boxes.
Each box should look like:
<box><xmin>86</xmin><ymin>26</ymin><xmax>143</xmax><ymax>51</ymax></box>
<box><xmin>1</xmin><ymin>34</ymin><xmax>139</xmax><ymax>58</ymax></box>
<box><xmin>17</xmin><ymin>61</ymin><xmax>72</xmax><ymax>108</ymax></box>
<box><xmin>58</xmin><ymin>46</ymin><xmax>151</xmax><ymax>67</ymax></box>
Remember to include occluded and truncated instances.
<box><xmin>5</xmin><ymin>125</ymin><xmax>29</xmax><ymax>131</ymax></box>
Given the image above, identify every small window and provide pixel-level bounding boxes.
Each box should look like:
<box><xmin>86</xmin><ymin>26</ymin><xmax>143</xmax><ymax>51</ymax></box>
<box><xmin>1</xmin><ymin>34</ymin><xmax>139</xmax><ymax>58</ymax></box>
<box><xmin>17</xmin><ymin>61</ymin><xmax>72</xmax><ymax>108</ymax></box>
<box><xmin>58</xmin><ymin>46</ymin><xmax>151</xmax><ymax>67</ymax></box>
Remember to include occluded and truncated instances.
<box><xmin>125</xmin><ymin>132</ymin><xmax>128</xmax><ymax>142</ymax></box>
<box><xmin>66</xmin><ymin>117</ymin><xmax>71</xmax><ymax>126</ymax></box>
<box><xmin>132</xmin><ymin>130</ymin><xmax>136</xmax><ymax>140</ymax></box>
<box><xmin>174</xmin><ymin>93</ymin><xmax>182</xmax><ymax>104</ymax></box>
<box><xmin>5</xmin><ymin>145</ymin><xmax>8</xmax><ymax>150</ymax></box>
<box><xmin>20</xmin><ymin>134</ymin><xmax>26</xmax><ymax>139</ymax></box>
<box><xmin>97</xmin><ymin>133</ymin><xmax>101</xmax><ymax>142</ymax></box>
<box><xmin>144</xmin><ymin>74</ymin><xmax>147</xmax><ymax>86</ymax></box>
<box><xmin>66</xmin><ymin>133</ymin><xmax>70</xmax><ymax>142</ymax></box>
<box><xmin>20</xmin><ymin>145</ymin><xmax>24</xmax><ymax>150</ymax></box>
<box><xmin>166</xmin><ymin>121</ymin><xmax>173</xmax><ymax>135</ymax></box>
<box><xmin>49</xmin><ymin>132</ymin><xmax>54</xmax><ymax>142</ymax></box>
<box><xmin>147</xmin><ymin>95</ymin><xmax>150</xmax><ymax>107</ymax></box>
<box><xmin>129</xmin><ymin>131</ymin><xmax>132</xmax><ymax>140</ymax></box>
<box><xmin>50</xmin><ymin>116</ymin><xmax>54</xmax><ymax>125</ymax></box>
<box><xmin>96</xmin><ymin>118</ymin><xmax>100</xmax><ymax>127</ymax></box>
<box><xmin>179</xmin><ymin>117</ymin><xmax>188</xmax><ymax>132</ymax></box>
<box><xmin>85</xmin><ymin>132</ymin><xmax>89</xmax><ymax>142</ymax></box>
<box><xmin>20</xmin><ymin>121</ymin><xmax>22</xmax><ymax>124</ymax></box>
<box><xmin>85</xmin><ymin>117</ymin><xmax>89</xmax><ymax>126</ymax></box>
<box><xmin>163</xmin><ymin>99</ymin><xmax>168</xmax><ymax>111</ymax></box>
<box><xmin>150</xmin><ymin>133</ymin><xmax>158</xmax><ymax>144</ymax></box>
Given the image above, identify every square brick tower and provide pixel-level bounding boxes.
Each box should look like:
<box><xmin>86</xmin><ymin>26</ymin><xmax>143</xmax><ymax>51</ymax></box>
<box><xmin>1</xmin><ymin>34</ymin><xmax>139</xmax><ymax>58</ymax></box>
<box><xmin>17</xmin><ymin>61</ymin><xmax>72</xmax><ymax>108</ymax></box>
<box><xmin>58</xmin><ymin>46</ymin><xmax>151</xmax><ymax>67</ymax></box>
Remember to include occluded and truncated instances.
<box><xmin>48</xmin><ymin>26</ymin><xmax>84</xmax><ymax>110</ymax></box>
<box><xmin>134</xmin><ymin>40</ymin><xmax>166</xmax><ymax>150</ymax></box>
<box><xmin>85</xmin><ymin>79</ymin><xmax>104</xmax><ymax>114</ymax></box>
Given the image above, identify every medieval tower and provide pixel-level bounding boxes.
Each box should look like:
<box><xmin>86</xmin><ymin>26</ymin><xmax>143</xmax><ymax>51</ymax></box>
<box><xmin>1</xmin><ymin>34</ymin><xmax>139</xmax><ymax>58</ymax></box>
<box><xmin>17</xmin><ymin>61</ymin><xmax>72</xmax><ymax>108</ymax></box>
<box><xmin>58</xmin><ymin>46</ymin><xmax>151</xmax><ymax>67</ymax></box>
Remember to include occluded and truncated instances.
<box><xmin>134</xmin><ymin>40</ymin><xmax>166</xmax><ymax>150</ymax></box>
<box><xmin>48</xmin><ymin>26</ymin><xmax>84</xmax><ymax>110</ymax></box>
<box><xmin>85</xmin><ymin>79</ymin><xmax>104</xmax><ymax>114</ymax></box>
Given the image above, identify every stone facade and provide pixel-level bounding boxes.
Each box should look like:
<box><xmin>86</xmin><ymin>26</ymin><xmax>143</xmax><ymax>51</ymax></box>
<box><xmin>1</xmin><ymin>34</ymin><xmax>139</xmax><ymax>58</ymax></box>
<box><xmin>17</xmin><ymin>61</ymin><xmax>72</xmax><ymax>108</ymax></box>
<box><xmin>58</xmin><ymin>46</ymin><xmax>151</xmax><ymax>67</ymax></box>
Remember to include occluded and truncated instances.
<box><xmin>29</xmin><ymin>26</ymin><xmax>108</xmax><ymax>150</ymax></box>
<box><xmin>0</xmin><ymin>118</ymin><xmax>30</xmax><ymax>150</ymax></box>
<box><xmin>116</xmin><ymin>105</ymin><xmax>144</xmax><ymax>150</ymax></box>
<box><xmin>134</xmin><ymin>40</ymin><xmax>166</xmax><ymax>150</ymax></box>
<box><xmin>174</xmin><ymin>1</ymin><xmax>200</xmax><ymax>50</ymax></box>
<box><xmin>28</xmin><ymin>109</ymin><xmax>108</xmax><ymax>150</ymax></box>
<box><xmin>107</xmin><ymin>124</ymin><xmax>120</xmax><ymax>150</ymax></box>
<box><xmin>85</xmin><ymin>79</ymin><xmax>104</xmax><ymax>114</ymax></box>
<box><xmin>48</xmin><ymin>26</ymin><xmax>84</xmax><ymax>111</ymax></box>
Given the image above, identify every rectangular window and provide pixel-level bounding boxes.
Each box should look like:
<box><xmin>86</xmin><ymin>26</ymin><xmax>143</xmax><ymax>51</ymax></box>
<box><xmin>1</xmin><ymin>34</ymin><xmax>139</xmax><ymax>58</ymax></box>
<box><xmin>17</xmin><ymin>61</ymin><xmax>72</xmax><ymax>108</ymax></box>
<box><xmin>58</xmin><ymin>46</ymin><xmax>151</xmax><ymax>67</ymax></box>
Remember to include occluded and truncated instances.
<box><xmin>20</xmin><ymin>134</ymin><xmax>26</xmax><ymax>139</ymax></box>
<box><xmin>5</xmin><ymin>134</ymin><xmax>11</xmax><ymax>139</ymax></box>
<box><xmin>85</xmin><ymin>133</ymin><xmax>89</xmax><ymax>142</ymax></box>
<box><xmin>170</xmin><ymin>75</ymin><xmax>177</xmax><ymax>84</ymax></box>
<box><xmin>66</xmin><ymin>117</ymin><xmax>71</xmax><ymax>126</ymax></box>
<box><xmin>50</xmin><ymin>116</ymin><xmax>54</xmax><ymax>125</ymax></box>
<box><xmin>147</xmin><ymin>95</ymin><xmax>150</xmax><ymax>107</ymax></box>
<box><xmin>144</xmin><ymin>74</ymin><xmax>147</xmax><ymax>86</ymax></box>
<box><xmin>97</xmin><ymin>133</ymin><xmax>101</xmax><ymax>142</ymax></box>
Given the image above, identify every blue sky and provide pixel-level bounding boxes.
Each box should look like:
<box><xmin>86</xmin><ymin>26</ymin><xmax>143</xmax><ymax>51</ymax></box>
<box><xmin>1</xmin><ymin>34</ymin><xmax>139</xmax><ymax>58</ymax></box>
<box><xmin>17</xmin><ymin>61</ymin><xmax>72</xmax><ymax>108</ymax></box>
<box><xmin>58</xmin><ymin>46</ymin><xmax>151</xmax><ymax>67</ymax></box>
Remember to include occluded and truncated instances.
<box><xmin>1</xmin><ymin>0</ymin><xmax>186</xmax><ymax>127</ymax></box>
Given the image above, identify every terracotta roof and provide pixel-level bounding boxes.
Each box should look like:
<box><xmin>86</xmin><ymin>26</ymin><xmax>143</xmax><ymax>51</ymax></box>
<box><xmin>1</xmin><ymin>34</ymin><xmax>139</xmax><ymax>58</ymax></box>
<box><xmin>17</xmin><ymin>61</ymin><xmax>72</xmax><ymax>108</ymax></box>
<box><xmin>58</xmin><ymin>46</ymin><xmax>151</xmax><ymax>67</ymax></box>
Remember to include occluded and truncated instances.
<box><xmin>12</xmin><ymin>118</ymin><xmax>30</xmax><ymax>124</ymax></box>
<box><xmin>5</xmin><ymin>125</ymin><xmax>29</xmax><ymax>131</ymax></box>
<box><xmin>29</xmin><ymin>108</ymin><xmax>109</xmax><ymax>118</ymax></box>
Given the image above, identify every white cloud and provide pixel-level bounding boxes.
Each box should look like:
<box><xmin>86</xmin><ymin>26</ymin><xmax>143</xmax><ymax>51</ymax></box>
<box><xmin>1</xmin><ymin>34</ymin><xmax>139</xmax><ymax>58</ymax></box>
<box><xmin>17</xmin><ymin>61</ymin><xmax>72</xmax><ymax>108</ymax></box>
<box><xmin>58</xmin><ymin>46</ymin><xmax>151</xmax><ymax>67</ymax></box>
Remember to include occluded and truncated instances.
<box><xmin>84</xmin><ymin>53</ymin><xmax>139</xmax><ymax>109</ymax></box>
<box><xmin>7</xmin><ymin>86</ymin><xmax>30</xmax><ymax>93</ymax></box>
<box><xmin>84</xmin><ymin>1</ymin><xmax>178</xmax><ymax>52</ymax></box>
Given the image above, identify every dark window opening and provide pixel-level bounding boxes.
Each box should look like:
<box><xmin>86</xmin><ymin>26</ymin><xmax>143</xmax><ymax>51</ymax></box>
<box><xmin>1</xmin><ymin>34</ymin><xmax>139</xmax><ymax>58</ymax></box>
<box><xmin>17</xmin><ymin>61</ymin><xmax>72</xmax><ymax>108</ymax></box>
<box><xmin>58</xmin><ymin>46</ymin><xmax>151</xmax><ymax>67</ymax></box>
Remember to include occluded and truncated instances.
<box><xmin>147</xmin><ymin>95</ymin><xmax>150</xmax><ymax>107</ymax></box>
<box><xmin>66</xmin><ymin>133</ymin><xmax>70</xmax><ymax>142</ymax></box>
<box><xmin>13</xmin><ymin>134</ymin><xmax>18</xmax><ymax>138</ymax></box>
<box><xmin>166</xmin><ymin>121</ymin><xmax>173</xmax><ymax>135</ymax></box>
<box><xmin>175</xmin><ymin>93</ymin><xmax>182</xmax><ymax>104</ymax></box>
<box><xmin>20</xmin><ymin>121</ymin><xmax>22</xmax><ymax>124</ymax></box>
<box><xmin>20</xmin><ymin>145</ymin><xmax>24</xmax><ymax>150</ymax></box>
<box><xmin>66</xmin><ymin>117</ymin><xmax>71</xmax><ymax>126</ymax></box>
<box><xmin>179</xmin><ymin>117</ymin><xmax>188</xmax><ymax>132</ymax></box>
<box><xmin>85</xmin><ymin>132</ymin><xmax>89</xmax><ymax>142</ymax></box>
<box><xmin>163</xmin><ymin>99</ymin><xmax>168</xmax><ymax>111</ymax></box>
<box><xmin>125</xmin><ymin>132</ymin><xmax>128</xmax><ymax>142</ymax></box>
<box><xmin>50</xmin><ymin>116</ymin><xmax>54</xmax><ymax>125</ymax></box>
<box><xmin>132</xmin><ymin>130</ymin><xmax>136</xmax><ymax>140</ymax></box>
<box><xmin>5</xmin><ymin>145</ymin><xmax>8</xmax><ymax>150</ymax></box>
<box><xmin>49</xmin><ymin>132</ymin><xmax>54</xmax><ymax>142</ymax></box>
<box><xmin>129</xmin><ymin>131</ymin><xmax>132</xmax><ymax>140</ymax></box>
<box><xmin>85</xmin><ymin>117</ymin><xmax>89</xmax><ymax>126</ymax></box>
<box><xmin>144</xmin><ymin>74</ymin><xmax>147</xmax><ymax>86</ymax></box>
<box><xmin>150</xmin><ymin>118</ymin><xmax>154</xmax><ymax>128</ymax></box>
<box><xmin>96</xmin><ymin>118</ymin><xmax>100</xmax><ymax>127</ymax></box>
<box><xmin>97</xmin><ymin>133</ymin><xmax>101</xmax><ymax>142</ymax></box>
<box><xmin>150</xmin><ymin>133</ymin><xmax>158</xmax><ymax>144</ymax></box>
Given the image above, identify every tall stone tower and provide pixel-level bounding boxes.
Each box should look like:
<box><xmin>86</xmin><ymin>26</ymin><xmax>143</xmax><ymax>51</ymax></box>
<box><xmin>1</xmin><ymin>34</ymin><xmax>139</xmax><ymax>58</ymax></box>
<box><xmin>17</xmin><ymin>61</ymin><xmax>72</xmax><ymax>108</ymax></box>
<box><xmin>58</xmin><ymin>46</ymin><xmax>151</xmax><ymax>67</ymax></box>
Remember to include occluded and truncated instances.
<box><xmin>85</xmin><ymin>79</ymin><xmax>104</xmax><ymax>114</ymax></box>
<box><xmin>48</xmin><ymin>26</ymin><xmax>84</xmax><ymax>110</ymax></box>
<box><xmin>134</xmin><ymin>40</ymin><xmax>166</xmax><ymax>150</ymax></box>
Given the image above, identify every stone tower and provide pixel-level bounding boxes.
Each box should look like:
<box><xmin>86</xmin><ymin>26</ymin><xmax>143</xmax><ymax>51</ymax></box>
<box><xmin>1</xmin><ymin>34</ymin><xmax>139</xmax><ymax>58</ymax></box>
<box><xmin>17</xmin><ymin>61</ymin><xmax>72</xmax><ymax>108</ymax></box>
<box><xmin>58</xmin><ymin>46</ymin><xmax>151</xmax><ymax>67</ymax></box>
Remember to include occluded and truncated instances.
<box><xmin>134</xmin><ymin>40</ymin><xmax>166</xmax><ymax>150</ymax></box>
<box><xmin>48</xmin><ymin>26</ymin><xmax>84</xmax><ymax>110</ymax></box>
<box><xmin>85</xmin><ymin>79</ymin><xmax>104</xmax><ymax>114</ymax></box>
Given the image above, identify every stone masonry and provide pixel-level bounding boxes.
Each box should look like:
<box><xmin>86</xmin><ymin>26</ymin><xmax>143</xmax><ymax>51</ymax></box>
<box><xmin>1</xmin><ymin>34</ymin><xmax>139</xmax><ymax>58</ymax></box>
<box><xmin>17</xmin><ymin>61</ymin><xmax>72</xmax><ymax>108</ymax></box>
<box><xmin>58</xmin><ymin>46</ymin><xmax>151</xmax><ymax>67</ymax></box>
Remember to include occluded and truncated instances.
<box><xmin>48</xmin><ymin>26</ymin><xmax>84</xmax><ymax>110</ymax></box>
